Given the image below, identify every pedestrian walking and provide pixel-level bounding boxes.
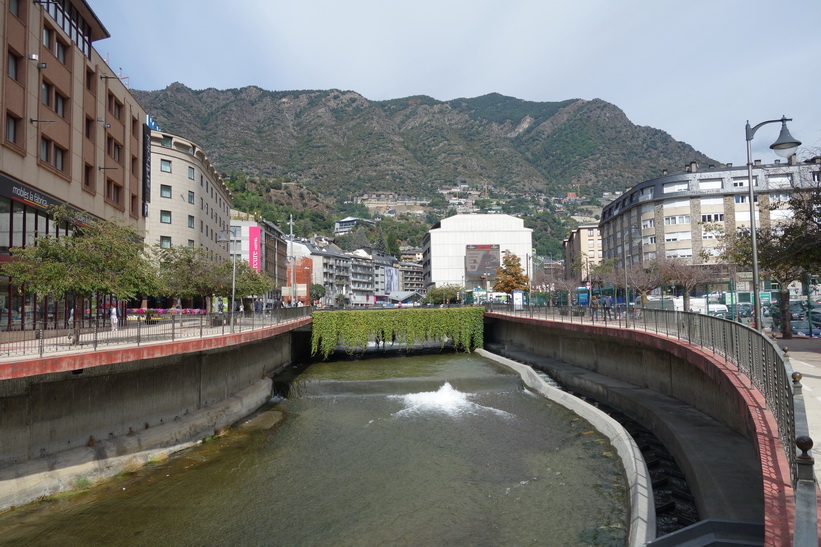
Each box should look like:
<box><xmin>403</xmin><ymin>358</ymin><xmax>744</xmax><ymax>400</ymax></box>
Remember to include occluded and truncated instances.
<box><xmin>590</xmin><ymin>296</ymin><xmax>600</xmax><ymax>320</ymax></box>
<box><xmin>603</xmin><ymin>295</ymin><xmax>613</xmax><ymax>319</ymax></box>
<box><xmin>110</xmin><ymin>303</ymin><xmax>119</xmax><ymax>332</ymax></box>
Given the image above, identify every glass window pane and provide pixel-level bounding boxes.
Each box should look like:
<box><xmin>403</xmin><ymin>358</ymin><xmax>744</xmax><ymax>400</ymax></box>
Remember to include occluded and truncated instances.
<box><xmin>12</xmin><ymin>202</ymin><xmax>23</xmax><ymax>249</ymax></box>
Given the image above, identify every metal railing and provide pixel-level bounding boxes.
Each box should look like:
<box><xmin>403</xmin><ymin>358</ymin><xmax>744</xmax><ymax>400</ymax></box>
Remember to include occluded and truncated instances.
<box><xmin>486</xmin><ymin>302</ymin><xmax>817</xmax><ymax>544</ymax></box>
<box><xmin>0</xmin><ymin>307</ymin><xmax>312</xmax><ymax>360</ymax></box>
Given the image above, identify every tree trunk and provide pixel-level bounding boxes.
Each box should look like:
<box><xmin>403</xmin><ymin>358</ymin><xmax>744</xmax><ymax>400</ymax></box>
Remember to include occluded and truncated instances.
<box><xmin>779</xmin><ymin>290</ymin><xmax>792</xmax><ymax>339</ymax></box>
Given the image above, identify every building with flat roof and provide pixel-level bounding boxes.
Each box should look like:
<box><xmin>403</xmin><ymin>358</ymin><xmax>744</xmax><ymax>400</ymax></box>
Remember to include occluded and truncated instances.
<box><xmin>0</xmin><ymin>0</ymin><xmax>149</xmax><ymax>329</ymax></box>
<box><xmin>422</xmin><ymin>214</ymin><xmax>532</xmax><ymax>290</ymax></box>
<box><xmin>562</xmin><ymin>223</ymin><xmax>602</xmax><ymax>282</ymax></box>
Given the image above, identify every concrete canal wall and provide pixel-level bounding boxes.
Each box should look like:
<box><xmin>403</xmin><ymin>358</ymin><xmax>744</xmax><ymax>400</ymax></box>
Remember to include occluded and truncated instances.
<box><xmin>0</xmin><ymin>319</ymin><xmax>312</xmax><ymax>509</ymax></box>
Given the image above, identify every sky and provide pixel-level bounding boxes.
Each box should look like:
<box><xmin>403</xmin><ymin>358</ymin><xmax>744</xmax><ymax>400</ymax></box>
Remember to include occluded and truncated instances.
<box><xmin>88</xmin><ymin>0</ymin><xmax>820</xmax><ymax>169</ymax></box>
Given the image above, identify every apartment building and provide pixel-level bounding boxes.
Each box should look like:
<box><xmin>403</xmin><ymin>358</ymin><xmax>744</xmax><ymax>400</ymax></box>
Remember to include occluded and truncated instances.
<box><xmin>599</xmin><ymin>159</ymin><xmax>818</xmax><ymax>286</ymax></box>
<box><xmin>0</xmin><ymin>0</ymin><xmax>148</xmax><ymax>329</ymax></box>
<box><xmin>562</xmin><ymin>222</ymin><xmax>602</xmax><ymax>282</ymax></box>
<box><xmin>149</xmin><ymin>131</ymin><xmax>231</xmax><ymax>261</ymax></box>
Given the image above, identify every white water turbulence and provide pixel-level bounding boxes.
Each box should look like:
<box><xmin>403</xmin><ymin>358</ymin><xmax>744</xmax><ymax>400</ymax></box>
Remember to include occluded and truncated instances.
<box><xmin>390</xmin><ymin>381</ymin><xmax>514</xmax><ymax>418</ymax></box>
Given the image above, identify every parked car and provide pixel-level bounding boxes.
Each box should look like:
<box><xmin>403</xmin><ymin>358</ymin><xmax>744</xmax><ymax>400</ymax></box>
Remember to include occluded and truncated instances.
<box><xmin>770</xmin><ymin>302</ymin><xmax>806</xmax><ymax>329</ymax></box>
<box><xmin>790</xmin><ymin>320</ymin><xmax>821</xmax><ymax>337</ymax></box>
<box><xmin>727</xmin><ymin>304</ymin><xmax>752</xmax><ymax>318</ymax></box>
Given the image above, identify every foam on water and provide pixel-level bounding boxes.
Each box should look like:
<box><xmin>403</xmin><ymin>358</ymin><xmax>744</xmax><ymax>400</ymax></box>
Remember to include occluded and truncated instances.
<box><xmin>391</xmin><ymin>381</ymin><xmax>513</xmax><ymax>418</ymax></box>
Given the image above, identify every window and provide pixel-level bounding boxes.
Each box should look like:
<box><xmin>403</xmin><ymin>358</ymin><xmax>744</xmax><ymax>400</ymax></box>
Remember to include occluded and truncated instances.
<box><xmin>643</xmin><ymin>235</ymin><xmax>656</xmax><ymax>245</ymax></box>
<box><xmin>187</xmin><ymin>191</ymin><xmax>195</xmax><ymax>204</ymax></box>
<box><xmin>160</xmin><ymin>236</ymin><xmax>171</xmax><ymax>249</ymax></box>
<box><xmin>54</xmin><ymin>93</ymin><xmax>66</xmax><ymax>118</ymax></box>
<box><xmin>41</xmin><ymin>82</ymin><xmax>53</xmax><ymax>107</ymax></box>
<box><xmin>160</xmin><ymin>210</ymin><xmax>172</xmax><ymax>224</ymax></box>
<box><xmin>663</xmin><ymin>181</ymin><xmax>689</xmax><ymax>193</ymax></box>
<box><xmin>188</xmin><ymin>166</ymin><xmax>195</xmax><ymax>180</ymax></box>
<box><xmin>813</xmin><ymin>172</ymin><xmax>821</xmax><ymax>183</ymax></box>
<box><xmin>7</xmin><ymin>51</ymin><xmax>20</xmax><ymax>81</ymax></box>
<box><xmin>733</xmin><ymin>179</ymin><xmax>748</xmax><ymax>188</ymax></box>
<box><xmin>113</xmin><ymin>143</ymin><xmax>121</xmax><ymax>162</ymax></box>
<box><xmin>55</xmin><ymin>40</ymin><xmax>66</xmax><ymax>64</ymax></box>
<box><xmin>701</xmin><ymin>213</ymin><xmax>724</xmax><ymax>222</ymax></box>
<box><xmin>735</xmin><ymin>195</ymin><xmax>748</xmax><ymax>204</ymax></box>
<box><xmin>700</xmin><ymin>197</ymin><xmax>723</xmax><ymax>207</ymax></box>
<box><xmin>86</xmin><ymin>69</ymin><xmax>95</xmax><ymax>92</ymax></box>
<box><xmin>42</xmin><ymin>27</ymin><xmax>53</xmax><ymax>48</ymax></box>
<box><xmin>664</xmin><ymin>215</ymin><xmax>690</xmax><ymax>225</ymax></box>
<box><xmin>54</xmin><ymin>146</ymin><xmax>65</xmax><ymax>171</ymax></box>
<box><xmin>699</xmin><ymin>179</ymin><xmax>722</xmax><ymax>190</ymax></box>
<box><xmin>84</xmin><ymin>164</ymin><xmax>93</xmax><ymax>188</ymax></box>
<box><xmin>160</xmin><ymin>185</ymin><xmax>172</xmax><ymax>198</ymax></box>
<box><xmin>106</xmin><ymin>179</ymin><xmax>122</xmax><ymax>205</ymax></box>
<box><xmin>188</xmin><ymin>239</ymin><xmax>195</xmax><ymax>248</ymax></box>
<box><xmin>770</xmin><ymin>193</ymin><xmax>790</xmax><ymax>203</ymax></box>
<box><xmin>9</xmin><ymin>0</ymin><xmax>19</xmax><ymax>17</ymax></box>
<box><xmin>641</xmin><ymin>219</ymin><xmax>654</xmax><ymax>229</ymax></box>
<box><xmin>108</xmin><ymin>93</ymin><xmax>122</xmax><ymax>120</ymax></box>
<box><xmin>160</xmin><ymin>159</ymin><xmax>172</xmax><ymax>173</ymax></box>
<box><xmin>666</xmin><ymin>249</ymin><xmax>693</xmax><ymax>258</ymax></box>
<box><xmin>5</xmin><ymin>114</ymin><xmax>19</xmax><ymax>144</ymax></box>
<box><xmin>161</xmin><ymin>135</ymin><xmax>172</xmax><ymax>147</ymax></box>
<box><xmin>663</xmin><ymin>199</ymin><xmax>689</xmax><ymax>209</ymax></box>
<box><xmin>39</xmin><ymin>137</ymin><xmax>51</xmax><ymax>162</ymax></box>
<box><xmin>188</xmin><ymin>215</ymin><xmax>195</xmax><ymax>228</ymax></box>
<box><xmin>665</xmin><ymin>232</ymin><xmax>691</xmax><ymax>242</ymax></box>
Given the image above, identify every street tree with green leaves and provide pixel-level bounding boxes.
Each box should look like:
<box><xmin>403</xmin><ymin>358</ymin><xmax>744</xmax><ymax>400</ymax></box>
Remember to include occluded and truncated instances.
<box><xmin>155</xmin><ymin>245</ymin><xmax>223</xmax><ymax>311</ymax></box>
<box><xmin>0</xmin><ymin>205</ymin><xmax>158</xmax><ymax>304</ymax></box>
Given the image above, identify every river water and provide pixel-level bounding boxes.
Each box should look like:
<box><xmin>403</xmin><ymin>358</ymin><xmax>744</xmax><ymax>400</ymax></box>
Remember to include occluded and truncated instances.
<box><xmin>1</xmin><ymin>352</ymin><xmax>627</xmax><ymax>546</ymax></box>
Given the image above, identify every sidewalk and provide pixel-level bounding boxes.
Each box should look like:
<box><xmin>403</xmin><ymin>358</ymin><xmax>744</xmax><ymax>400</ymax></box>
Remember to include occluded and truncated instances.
<box><xmin>773</xmin><ymin>335</ymin><xmax>821</xmax><ymax>481</ymax></box>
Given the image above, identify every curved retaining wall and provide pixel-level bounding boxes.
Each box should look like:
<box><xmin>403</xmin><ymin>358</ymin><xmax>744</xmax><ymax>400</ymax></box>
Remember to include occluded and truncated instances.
<box><xmin>485</xmin><ymin>313</ymin><xmax>794</xmax><ymax>546</ymax></box>
<box><xmin>476</xmin><ymin>349</ymin><xmax>655</xmax><ymax>547</ymax></box>
<box><xmin>0</xmin><ymin>318</ymin><xmax>312</xmax><ymax>510</ymax></box>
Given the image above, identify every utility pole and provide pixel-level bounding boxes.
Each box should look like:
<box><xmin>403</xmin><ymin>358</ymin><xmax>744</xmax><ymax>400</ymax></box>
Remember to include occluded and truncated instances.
<box><xmin>288</xmin><ymin>214</ymin><xmax>295</xmax><ymax>305</ymax></box>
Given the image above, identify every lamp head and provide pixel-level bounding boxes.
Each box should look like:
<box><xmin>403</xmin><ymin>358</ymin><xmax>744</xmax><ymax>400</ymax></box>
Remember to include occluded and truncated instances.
<box><xmin>770</xmin><ymin>116</ymin><xmax>801</xmax><ymax>158</ymax></box>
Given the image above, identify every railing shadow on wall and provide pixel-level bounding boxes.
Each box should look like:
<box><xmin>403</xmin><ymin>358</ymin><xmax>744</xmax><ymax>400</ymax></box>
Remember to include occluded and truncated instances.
<box><xmin>486</xmin><ymin>302</ymin><xmax>817</xmax><ymax>545</ymax></box>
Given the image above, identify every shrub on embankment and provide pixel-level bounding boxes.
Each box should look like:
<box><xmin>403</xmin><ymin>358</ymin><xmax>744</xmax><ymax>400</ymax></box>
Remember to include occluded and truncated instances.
<box><xmin>311</xmin><ymin>307</ymin><xmax>484</xmax><ymax>358</ymax></box>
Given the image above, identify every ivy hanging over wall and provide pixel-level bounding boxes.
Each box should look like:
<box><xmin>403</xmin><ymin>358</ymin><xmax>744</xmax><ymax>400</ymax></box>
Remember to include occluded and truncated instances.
<box><xmin>310</xmin><ymin>307</ymin><xmax>485</xmax><ymax>359</ymax></box>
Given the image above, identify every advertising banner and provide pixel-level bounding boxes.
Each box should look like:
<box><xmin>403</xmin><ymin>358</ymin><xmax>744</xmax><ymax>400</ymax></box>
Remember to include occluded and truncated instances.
<box><xmin>249</xmin><ymin>226</ymin><xmax>261</xmax><ymax>272</ymax></box>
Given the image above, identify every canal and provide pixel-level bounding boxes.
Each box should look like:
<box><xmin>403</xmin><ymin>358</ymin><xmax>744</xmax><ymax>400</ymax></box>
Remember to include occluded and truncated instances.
<box><xmin>1</xmin><ymin>351</ymin><xmax>627</xmax><ymax>546</ymax></box>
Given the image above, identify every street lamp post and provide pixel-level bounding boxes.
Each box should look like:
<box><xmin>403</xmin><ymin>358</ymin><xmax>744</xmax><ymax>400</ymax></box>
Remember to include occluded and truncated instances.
<box><xmin>745</xmin><ymin>115</ymin><xmax>801</xmax><ymax>331</ymax></box>
<box><xmin>218</xmin><ymin>227</ymin><xmax>238</xmax><ymax>333</ymax></box>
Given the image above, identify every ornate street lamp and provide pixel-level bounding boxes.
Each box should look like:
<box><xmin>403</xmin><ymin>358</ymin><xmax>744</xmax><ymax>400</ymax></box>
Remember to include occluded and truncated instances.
<box><xmin>745</xmin><ymin>116</ymin><xmax>801</xmax><ymax>331</ymax></box>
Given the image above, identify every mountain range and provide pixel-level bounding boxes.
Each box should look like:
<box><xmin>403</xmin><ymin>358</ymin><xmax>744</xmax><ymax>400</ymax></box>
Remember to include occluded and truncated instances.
<box><xmin>133</xmin><ymin>84</ymin><xmax>718</xmax><ymax>203</ymax></box>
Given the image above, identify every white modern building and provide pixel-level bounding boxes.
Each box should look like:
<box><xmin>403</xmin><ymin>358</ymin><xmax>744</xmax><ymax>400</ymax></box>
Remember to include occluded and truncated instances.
<box><xmin>148</xmin><ymin>131</ymin><xmax>231</xmax><ymax>261</ymax></box>
<box><xmin>422</xmin><ymin>214</ymin><xmax>533</xmax><ymax>290</ymax></box>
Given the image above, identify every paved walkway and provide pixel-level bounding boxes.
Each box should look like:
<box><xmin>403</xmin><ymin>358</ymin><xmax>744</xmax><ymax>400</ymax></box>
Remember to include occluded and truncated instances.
<box><xmin>773</xmin><ymin>336</ymin><xmax>821</xmax><ymax>480</ymax></box>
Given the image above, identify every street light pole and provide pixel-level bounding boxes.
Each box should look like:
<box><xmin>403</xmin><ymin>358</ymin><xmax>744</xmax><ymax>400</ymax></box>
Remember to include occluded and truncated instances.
<box><xmin>745</xmin><ymin>115</ymin><xmax>801</xmax><ymax>331</ymax></box>
<box><xmin>218</xmin><ymin>227</ymin><xmax>238</xmax><ymax>333</ymax></box>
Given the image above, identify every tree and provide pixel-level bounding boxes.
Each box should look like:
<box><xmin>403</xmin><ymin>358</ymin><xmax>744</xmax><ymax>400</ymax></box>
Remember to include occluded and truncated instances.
<box><xmin>0</xmin><ymin>205</ymin><xmax>158</xmax><ymax>304</ymax></box>
<box><xmin>493</xmin><ymin>252</ymin><xmax>529</xmax><ymax>293</ymax></box>
<box><xmin>657</xmin><ymin>258</ymin><xmax>718</xmax><ymax>312</ymax></box>
<box><xmin>424</xmin><ymin>284</ymin><xmax>463</xmax><ymax>305</ymax></box>
<box><xmin>719</xmin><ymin>226</ymin><xmax>806</xmax><ymax>338</ymax></box>
<box><xmin>626</xmin><ymin>260</ymin><xmax>667</xmax><ymax>309</ymax></box>
<box><xmin>155</xmin><ymin>245</ymin><xmax>222</xmax><ymax>311</ymax></box>
<box><xmin>310</xmin><ymin>283</ymin><xmax>326</xmax><ymax>304</ymax></box>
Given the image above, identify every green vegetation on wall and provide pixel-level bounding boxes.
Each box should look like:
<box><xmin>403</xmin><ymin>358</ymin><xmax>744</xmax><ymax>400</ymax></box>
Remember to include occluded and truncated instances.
<box><xmin>311</xmin><ymin>307</ymin><xmax>484</xmax><ymax>358</ymax></box>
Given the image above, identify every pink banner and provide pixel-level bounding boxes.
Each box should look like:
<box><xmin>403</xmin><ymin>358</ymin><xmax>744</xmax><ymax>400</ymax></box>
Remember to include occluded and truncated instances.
<box><xmin>249</xmin><ymin>226</ymin><xmax>261</xmax><ymax>272</ymax></box>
